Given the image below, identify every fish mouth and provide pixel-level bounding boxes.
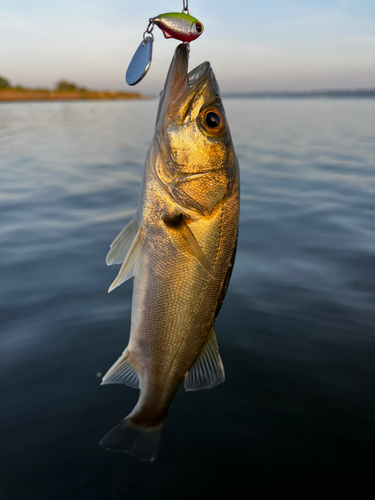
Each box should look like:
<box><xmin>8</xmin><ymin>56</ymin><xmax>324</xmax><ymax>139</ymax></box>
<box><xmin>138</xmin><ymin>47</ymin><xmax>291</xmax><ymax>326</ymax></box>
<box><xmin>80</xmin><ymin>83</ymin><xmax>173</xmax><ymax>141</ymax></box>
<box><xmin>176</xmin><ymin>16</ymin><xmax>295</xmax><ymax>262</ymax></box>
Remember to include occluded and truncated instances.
<box><xmin>156</xmin><ymin>44</ymin><xmax>215</xmax><ymax>127</ymax></box>
<box><xmin>167</xmin><ymin>43</ymin><xmax>212</xmax><ymax>97</ymax></box>
<box><xmin>187</xmin><ymin>61</ymin><xmax>211</xmax><ymax>88</ymax></box>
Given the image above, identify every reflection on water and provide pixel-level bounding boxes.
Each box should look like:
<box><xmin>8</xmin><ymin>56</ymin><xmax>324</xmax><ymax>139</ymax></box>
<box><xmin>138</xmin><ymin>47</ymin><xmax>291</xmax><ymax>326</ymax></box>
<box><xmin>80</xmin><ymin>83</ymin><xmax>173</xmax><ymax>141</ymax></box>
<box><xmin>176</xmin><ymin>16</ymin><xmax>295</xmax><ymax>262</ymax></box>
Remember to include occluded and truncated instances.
<box><xmin>0</xmin><ymin>99</ymin><xmax>375</xmax><ymax>498</ymax></box>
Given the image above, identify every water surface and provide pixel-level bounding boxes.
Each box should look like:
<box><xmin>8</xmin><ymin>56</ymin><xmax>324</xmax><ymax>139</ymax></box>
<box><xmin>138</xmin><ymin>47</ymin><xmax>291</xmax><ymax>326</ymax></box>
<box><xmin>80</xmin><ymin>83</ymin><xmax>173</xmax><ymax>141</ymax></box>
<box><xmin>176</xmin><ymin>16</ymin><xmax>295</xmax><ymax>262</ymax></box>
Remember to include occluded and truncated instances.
<box><xmin>1</xmin><ymin>99</ymin><xmax>375</xmax><ymax>498</ymax></box>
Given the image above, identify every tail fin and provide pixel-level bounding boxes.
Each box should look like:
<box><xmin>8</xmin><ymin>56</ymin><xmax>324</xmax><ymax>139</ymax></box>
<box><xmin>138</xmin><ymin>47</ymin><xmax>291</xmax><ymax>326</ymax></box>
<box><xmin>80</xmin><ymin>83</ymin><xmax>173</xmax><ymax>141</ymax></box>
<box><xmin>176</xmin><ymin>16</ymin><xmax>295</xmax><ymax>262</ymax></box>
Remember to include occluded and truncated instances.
<box><xmin>99</xmin><ymin>418</ymin><xmax>164</xmax><ymax>462</ymax></box>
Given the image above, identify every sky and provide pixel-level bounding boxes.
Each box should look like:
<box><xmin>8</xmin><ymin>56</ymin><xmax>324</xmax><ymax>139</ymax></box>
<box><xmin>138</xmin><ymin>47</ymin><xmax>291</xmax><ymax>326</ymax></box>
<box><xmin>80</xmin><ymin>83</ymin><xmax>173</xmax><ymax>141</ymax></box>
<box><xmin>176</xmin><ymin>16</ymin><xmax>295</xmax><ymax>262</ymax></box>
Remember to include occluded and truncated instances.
<box><xmin>1</xmin><ymin>0</ymin><xmax>375</xmax><ymax>93</ymax></box>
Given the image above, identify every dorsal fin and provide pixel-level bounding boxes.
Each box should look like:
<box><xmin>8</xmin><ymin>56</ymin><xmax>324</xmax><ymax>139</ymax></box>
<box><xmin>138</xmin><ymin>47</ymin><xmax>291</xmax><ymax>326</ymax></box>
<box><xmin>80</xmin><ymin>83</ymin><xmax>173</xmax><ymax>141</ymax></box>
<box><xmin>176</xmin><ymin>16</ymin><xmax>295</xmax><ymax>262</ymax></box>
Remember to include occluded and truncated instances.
<box><xmin>106</xmin><ymin>216</ymin><xmax>138</xmax><ymax>266</ymax></box>
<box><xmin>101</xmin><ymin>349</ymin><xmax>139</xmax><ymax>388</ymax></box>
<box><xmin>164</xmin><ymin>215</ymin><xmax>214</xmax><ymax>278</ymax></box>
<box><xmin>184</xmin><ymin>327</ymin><xmax>225</xmax><ymax>391</ymax></box>
<box><xmin>215</xmin><ymin>231</ymin><xmax>238</xmax><ymax>317</ymax></box>
<box><xmin>108</xmin><ymin>227</ymin><xmax>142</xmax><ymax>292</ymax></box>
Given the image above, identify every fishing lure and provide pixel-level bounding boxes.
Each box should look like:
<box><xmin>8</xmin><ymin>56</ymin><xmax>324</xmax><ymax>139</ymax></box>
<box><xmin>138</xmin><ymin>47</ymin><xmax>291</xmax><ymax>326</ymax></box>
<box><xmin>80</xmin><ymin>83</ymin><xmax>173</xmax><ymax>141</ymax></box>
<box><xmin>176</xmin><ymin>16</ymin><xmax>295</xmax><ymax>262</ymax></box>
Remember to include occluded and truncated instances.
<box><xmin>153</xmin><ymin>12</ymin><xmax>204</xmax><ymax>43</ymax></box>
<box><xmin>126</xmin><ymin>0</ymin><xmax>204</xmax><ymax>86</ymax></box>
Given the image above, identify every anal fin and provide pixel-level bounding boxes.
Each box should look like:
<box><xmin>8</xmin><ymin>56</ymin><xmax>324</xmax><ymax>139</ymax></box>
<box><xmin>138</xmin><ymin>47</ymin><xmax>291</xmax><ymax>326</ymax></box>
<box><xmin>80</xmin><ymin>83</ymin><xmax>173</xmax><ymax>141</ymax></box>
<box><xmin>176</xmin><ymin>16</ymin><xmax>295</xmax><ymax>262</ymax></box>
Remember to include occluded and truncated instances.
<box><xmin>101</xmin><ymin>349</ymin><xmax>140</xmax><ymax>388</ymax></box>
<box><xmin>184</xmin><ymin>327</ymin><xmax>225</xmax><ymax>391</ymax></box>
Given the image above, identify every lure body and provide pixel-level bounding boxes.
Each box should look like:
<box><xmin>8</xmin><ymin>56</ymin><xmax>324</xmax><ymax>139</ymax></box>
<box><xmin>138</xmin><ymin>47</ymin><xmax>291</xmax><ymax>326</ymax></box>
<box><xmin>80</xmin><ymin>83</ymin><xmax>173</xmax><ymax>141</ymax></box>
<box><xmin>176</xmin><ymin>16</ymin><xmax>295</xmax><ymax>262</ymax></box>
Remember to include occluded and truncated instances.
<box><xmin>153</xmin><ymin>12</ymin><xmax>204</xmax><ymax>42</ymax></box>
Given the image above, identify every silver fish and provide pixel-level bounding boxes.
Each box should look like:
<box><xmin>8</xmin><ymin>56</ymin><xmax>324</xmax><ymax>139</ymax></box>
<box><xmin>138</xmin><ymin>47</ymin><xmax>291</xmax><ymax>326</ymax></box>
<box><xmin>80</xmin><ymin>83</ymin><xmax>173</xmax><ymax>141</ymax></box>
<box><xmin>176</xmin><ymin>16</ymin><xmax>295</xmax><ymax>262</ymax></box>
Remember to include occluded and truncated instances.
<box><xmin>100</xmin><ymin>43</ymin><xmax>240</xmax><ymax>461</ymax></box>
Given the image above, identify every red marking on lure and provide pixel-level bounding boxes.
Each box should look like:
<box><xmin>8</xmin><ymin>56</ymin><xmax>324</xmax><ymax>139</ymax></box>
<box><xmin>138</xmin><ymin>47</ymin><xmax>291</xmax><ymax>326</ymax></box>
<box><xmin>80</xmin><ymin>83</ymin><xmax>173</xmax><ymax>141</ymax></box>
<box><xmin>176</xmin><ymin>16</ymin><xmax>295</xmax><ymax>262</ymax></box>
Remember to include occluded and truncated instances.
<box><xmin>152</xmin><ymin>12</ymin><xmax>204</xmax><ymax>43</ymax></box>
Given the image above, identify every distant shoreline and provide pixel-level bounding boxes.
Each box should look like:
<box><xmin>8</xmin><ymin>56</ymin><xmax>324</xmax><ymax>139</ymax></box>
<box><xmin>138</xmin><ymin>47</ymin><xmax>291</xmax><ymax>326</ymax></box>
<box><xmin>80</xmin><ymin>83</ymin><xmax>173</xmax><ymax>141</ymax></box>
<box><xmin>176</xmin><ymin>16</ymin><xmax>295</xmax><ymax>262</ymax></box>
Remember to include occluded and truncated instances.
<box><xmin>0</xmin><ymin>88</ymin><xmax>146</xmax><ymax>102</ymax></box>
<box><xmin>2</xmin><ymin>88</ymin><xmax>375</xmax><ymax>103</ymax></box>
<box><xmin>223</xmin><ymin>89</ymin><xmax>375</xmax><ymax>99</ymax></box>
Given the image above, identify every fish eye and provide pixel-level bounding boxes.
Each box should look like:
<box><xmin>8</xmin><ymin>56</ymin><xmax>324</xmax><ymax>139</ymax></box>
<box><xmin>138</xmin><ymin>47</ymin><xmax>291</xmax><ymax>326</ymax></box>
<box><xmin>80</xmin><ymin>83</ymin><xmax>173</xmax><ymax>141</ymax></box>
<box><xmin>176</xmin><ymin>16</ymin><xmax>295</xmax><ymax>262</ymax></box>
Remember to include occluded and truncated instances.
<box><xmin>195</xmin><ymin>22</ymin><xmax>202</xmax><ymax>33</ymax></box>
<box><xmin>199</xmin><ymin>107</ymin><xmax>225</xmax><ymax>137</ymax></box>
<box><xmin>206</xmin><ymin>112</ymin><xmax>220</xmax><ymax>128</ymax></box>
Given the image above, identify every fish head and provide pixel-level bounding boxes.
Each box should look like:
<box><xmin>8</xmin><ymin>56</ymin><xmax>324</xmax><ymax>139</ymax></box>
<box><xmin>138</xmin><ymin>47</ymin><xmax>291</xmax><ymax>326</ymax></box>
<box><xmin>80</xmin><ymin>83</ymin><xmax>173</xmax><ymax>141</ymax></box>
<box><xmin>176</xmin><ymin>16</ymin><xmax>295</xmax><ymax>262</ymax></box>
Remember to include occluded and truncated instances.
<box><xmin>153</xmin><ymin>43</ymin><xmax>237</xmax><ymax>216</ymax></box>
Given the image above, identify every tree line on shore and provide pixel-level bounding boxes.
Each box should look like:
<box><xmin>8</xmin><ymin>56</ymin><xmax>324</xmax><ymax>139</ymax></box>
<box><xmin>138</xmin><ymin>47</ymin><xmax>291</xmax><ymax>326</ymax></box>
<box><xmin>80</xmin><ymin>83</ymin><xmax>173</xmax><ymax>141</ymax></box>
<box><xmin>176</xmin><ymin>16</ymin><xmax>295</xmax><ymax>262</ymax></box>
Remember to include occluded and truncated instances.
<box><xmin>0</xmin><ymin>76</ymin><xmax>89</xmax><ymax>92</ymax></box>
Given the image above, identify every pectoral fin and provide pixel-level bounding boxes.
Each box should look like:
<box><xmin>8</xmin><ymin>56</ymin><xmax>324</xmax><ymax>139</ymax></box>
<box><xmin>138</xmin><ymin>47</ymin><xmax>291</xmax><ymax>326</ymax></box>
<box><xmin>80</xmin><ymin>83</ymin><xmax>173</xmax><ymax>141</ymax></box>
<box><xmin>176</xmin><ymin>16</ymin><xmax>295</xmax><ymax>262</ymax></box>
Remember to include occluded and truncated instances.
<box><xmin>101</xmin><ymin>349</ymin><xmax>139</xmax><ymax>388</ymax></box>
<box><xmin>108</xmin><ymin>228</ymin><xmax>142</xmax><ymax>292</ymax></box>
<box><xmin>165</xmin><ymin>216</ymin><xmax>214</xmax><ymax>278</ymax></box>
<box><xmin>106</xmin><ymin>216</ymin><xmax>138</xmax><ymax>265</ymax></box>
<box><xmin>184</xmin><ymin>327</ymin><xmax>225</xmax><ymax>391</ymax></box>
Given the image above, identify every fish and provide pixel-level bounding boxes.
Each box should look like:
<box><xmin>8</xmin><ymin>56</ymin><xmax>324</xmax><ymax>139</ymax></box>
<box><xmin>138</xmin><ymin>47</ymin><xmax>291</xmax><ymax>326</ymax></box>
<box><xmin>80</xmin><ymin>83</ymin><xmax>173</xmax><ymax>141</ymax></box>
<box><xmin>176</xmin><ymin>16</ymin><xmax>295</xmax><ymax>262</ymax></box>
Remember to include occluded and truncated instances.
<box><xmin>100</xmin><ymin>42</ymin><xmax>240</xmax><ymax>462</ymax></box>
<box><xmin>152</xmin><ymin>12</ymin><xmax>204</xmax><ymax>43</ymax></box>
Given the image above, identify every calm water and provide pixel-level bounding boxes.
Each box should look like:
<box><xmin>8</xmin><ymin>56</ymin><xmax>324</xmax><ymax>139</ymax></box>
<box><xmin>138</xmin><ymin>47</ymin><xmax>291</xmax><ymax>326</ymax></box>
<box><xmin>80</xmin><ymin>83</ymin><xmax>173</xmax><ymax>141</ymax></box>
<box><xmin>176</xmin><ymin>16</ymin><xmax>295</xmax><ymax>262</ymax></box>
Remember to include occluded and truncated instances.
<box><xmin>1</xmin><ymin>98</ymin><xmax>375</xmax><ymax>498</ymax></box>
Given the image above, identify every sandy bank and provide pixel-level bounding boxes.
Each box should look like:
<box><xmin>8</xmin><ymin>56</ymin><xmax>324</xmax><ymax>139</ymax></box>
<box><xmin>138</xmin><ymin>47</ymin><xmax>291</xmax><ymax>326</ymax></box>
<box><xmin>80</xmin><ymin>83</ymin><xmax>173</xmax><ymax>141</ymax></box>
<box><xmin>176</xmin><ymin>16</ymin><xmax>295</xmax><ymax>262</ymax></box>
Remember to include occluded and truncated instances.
<box><xmin>0</xmin><ymin>89</ymin><xmax>145</xmax><ymax>102</ymax></box>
